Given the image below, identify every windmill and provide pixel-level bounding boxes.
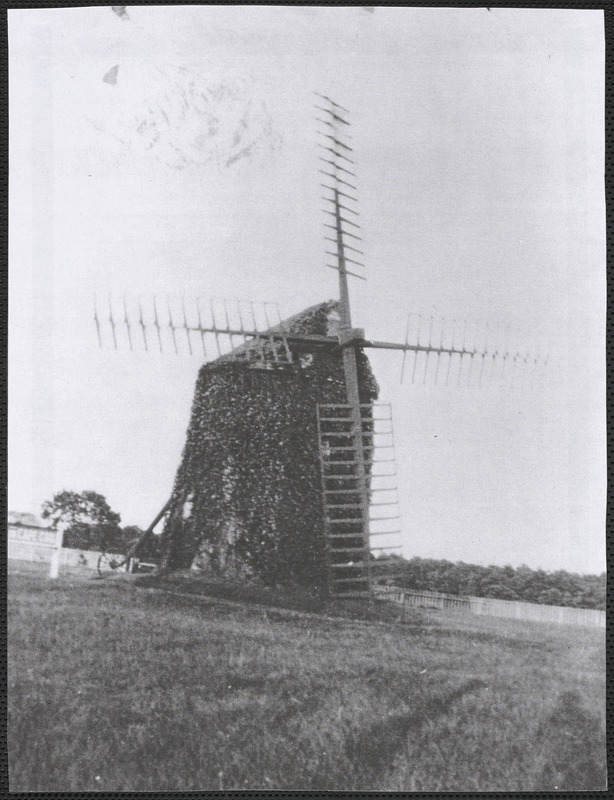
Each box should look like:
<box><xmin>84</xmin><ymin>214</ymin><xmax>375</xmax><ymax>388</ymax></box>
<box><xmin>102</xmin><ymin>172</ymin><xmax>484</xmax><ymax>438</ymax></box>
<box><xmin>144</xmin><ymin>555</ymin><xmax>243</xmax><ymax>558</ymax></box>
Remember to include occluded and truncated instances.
<box><xmin>95</xmin><ymin>94</ymin><xmax>547</xmax><ymax>597</ymax></box>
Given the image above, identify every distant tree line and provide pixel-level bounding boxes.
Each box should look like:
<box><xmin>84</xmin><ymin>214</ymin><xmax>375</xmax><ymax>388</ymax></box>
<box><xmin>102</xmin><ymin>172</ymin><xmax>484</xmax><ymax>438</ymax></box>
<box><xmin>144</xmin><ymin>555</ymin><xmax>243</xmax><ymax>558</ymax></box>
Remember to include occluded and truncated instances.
<box><xmin>41</xmin><ymin>492</ymin><xmax>604</xmax><ymax>608</ymax></box>
<box><xmin>385</xmin><ymin>556</ymin><xmax>605</xmax><ymax>610</ymax></box>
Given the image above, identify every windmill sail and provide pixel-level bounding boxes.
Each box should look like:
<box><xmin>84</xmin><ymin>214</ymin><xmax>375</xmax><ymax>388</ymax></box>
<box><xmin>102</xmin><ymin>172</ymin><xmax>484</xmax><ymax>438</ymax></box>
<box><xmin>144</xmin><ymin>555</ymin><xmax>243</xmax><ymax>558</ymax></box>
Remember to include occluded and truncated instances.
<box><xmin>316</xmin><ymin>94</ymin><xmax>366</xmax><ymax>284</ymax></box>
<box><xmin>94</xmin><ymin>295</ymin><xmax>336</xmax><ymax>367</ymax></box>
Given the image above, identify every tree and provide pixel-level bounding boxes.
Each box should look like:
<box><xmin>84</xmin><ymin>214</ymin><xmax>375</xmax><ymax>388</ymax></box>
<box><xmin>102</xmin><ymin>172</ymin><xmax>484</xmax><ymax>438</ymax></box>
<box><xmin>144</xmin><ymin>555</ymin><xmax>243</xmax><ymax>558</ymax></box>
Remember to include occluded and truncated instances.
<box><xmin>537</xmin><ymin>587</ymin><xmax>564</xmax><ymax>606</ymax></box>
<box><xmin>41</xmin><ymin>490</ymin><xmax>122</xmax><ymax>551</ymax></box>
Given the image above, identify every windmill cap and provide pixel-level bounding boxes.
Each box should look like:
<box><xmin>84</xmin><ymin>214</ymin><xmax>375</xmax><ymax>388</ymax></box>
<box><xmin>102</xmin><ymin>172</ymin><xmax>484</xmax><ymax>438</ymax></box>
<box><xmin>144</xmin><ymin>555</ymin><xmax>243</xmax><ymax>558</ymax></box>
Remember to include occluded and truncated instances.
<box><xmin>204</xmin><ymin>300</ymin><xmax>340</xmax><ymax>366</ymax></box>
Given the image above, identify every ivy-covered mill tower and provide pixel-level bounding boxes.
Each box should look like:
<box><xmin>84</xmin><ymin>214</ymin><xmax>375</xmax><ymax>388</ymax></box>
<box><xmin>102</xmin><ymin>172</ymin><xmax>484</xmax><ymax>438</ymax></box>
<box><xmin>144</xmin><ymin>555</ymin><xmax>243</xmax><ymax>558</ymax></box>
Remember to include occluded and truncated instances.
<box><xmin>158</xmin><ymin>300</ymin><xmax>379</xmax><ymax>589</ymax></box>
<box><xmin>98</xmin><ymin>95</ymin><xmax>546</xmax><ymax>595</ymax></box>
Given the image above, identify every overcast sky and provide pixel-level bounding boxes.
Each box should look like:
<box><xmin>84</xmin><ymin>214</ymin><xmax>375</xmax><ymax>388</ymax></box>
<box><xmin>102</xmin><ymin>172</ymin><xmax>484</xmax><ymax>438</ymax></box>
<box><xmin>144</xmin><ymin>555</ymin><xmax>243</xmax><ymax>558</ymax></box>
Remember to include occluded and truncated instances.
<box><xmin>9</xmin><ymin>6</ymin><xmax>605</xmax><ymax>573</ymax></box>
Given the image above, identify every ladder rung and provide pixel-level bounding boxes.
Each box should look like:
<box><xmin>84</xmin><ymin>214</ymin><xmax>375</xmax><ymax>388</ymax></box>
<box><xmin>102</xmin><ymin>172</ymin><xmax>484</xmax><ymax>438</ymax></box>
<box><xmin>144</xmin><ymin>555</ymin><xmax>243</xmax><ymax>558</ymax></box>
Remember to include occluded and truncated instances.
<box><xmin>324</xmin><ymin>477</ymin><xmax>397</xmax><ymax>484</ymax></box>
<box><xmin>369</xmin><ymin>502</ymin><xmax>399</xmax><ymax>507</ymax></box>
<box><xmin>322</xmin><ymin>459</ymin><xmax>394</xmax><ymax>466</ymax></box>
<box><xmin>321</xmin><ymin>436</ymin><xmax>374</xmax><ymax>443</ymax></box>
<box><xmin>332</xmin><ymin>428</ymin><xmax>394</xmax><ymax>436</ymax></box>
<box><xmin>368</xmin><ymin>530</ymin><xmax>401</xmax><ymax>537</ymax></box>
<box><xmin>321</xmin><ymin>454</ymin><xmax>374</xmax><ymax>461</ymax></box>
<box><xmin>326</xmin><ymin>503</ymin><xmax>363</xmax><ymax>509</ymax></box>
<box><xmin>325</xmin><ymin>472</ymin><xmax>396</xmax><ymax>479</ymax></box>
<box><xmin>321</xmin><ymin>439</ymin><xmax>371</xmax><ymax>445</ymax></box>
<box><xmin>330</xmin><ymin>563</ymin><xmax>369</xmax><ymax>570</ymax></box>
<box><xmin>320</xmin><ymin>403</ymin><xmax>387</xmax><ymax>409</ymax></box>
<box><xmin>321</xmin><ymin>419</ymin><xmax>391</xmax><ymax>425</ymax></box>
<box><xmin>321</xmin><ymin>426</ymin><xmax>390</xmax><ymax>434</ymax></box>
<box><xmin>325</xmin><ymin>490</ymin><xmax>397</xmax><ymax>497</ymax></box>
<box><xmin>321</xmin><ymin>437</ymin><xmax>391</xmax><ymax>446</ymax></box>
<box><xmin>369</xmin><ymin>515</ymin><xmax>400</xmax><ymax>522</ymax></box>
<box><xmin>320</xmin><ymin>454</ymin><xmax>395</xmax><ymax>460</ymax></box>
<box><xmin>328</xmin><ymin>533</ymin><xmax>367</xmax><ymax>540</ymax></box>
<box><xmin>325</xmin><ymin>445</ymin><xmax>375</xmax><ymax>452</ymax></box>
<box><xmin>324</xmin><ymin>469</ymin><xmax>397</xmax><ymax>477</ymax></box>
<box><xmin>320</xmin><ymin>417</ymin><xmax>391</xmax><ymax>426</ymax></box>
<box><xmin>328</xmin><ymin>518</ymin><xmax>365</xmax><ymax>524</ymax></box>
<box><xmin>325</xmin><ymin>493</ymin><xmax>398</xmax><ymax>500</ymax></box>
<box><xmin>330</xmin><ymin>547</ymin><xmax>368</xmax><ymax>555</ymax></box>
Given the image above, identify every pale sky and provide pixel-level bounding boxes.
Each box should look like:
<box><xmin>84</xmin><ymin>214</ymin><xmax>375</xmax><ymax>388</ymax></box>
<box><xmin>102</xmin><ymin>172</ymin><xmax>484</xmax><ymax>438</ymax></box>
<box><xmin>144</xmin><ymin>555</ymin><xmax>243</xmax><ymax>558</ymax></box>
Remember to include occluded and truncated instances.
<box><xmin>8</xmin><ymin>6</ymin><xmax>606</xmax><ymax>574</ymax></box>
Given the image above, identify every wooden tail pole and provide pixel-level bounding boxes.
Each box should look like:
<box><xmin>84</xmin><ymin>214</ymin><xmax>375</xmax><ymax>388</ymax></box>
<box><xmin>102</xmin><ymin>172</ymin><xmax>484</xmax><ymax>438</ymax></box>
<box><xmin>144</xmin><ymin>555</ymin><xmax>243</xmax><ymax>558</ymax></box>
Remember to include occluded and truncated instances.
<box><xmin>125</xmin><ymin>499</ymin><xmax>172</xmax><ymax>560</ymax></box>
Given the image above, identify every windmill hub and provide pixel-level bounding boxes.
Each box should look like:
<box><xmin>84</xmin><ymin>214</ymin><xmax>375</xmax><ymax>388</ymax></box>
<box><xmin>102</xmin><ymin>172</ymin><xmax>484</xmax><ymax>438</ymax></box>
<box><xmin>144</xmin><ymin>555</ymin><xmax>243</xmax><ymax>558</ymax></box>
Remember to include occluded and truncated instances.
<box><xmin>338</xmin><ymin>328</ymin><xmax>365</xmax><ymax>346</ymax></box>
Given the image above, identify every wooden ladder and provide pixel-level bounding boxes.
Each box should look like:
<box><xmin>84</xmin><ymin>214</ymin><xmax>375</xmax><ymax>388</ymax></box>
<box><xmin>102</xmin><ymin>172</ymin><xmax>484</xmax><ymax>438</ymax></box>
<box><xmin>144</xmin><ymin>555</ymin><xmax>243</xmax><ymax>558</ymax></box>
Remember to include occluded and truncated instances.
<box><xmin>317</xmin><ymin>403</ymin><xmax>401</xmax><ymax>598</ymax></box>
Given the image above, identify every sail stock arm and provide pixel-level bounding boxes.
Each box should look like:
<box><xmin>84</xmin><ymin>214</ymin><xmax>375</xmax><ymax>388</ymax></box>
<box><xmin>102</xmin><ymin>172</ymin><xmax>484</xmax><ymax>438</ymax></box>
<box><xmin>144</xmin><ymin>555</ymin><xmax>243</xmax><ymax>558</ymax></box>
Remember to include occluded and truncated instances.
<box><xmin>361</xmin><ymin>339</ymin><xmax>476</xmax><ymax>356</ymax></box>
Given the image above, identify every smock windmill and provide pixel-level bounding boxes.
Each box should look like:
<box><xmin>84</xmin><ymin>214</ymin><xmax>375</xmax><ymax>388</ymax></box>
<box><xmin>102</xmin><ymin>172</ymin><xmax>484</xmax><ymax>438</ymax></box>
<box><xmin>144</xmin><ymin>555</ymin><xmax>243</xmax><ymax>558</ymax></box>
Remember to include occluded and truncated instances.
<box><xmin>95</xmin><ymin>94</ymin><xmax>548</xmax><ymax>597</ymax></box>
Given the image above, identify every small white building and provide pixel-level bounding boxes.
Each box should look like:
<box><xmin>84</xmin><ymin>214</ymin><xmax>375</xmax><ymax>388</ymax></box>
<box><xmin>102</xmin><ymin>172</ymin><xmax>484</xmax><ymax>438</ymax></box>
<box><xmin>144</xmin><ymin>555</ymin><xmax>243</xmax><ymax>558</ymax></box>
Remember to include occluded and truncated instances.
<box><xmin>8</xmin><ymin>510</ymin><xmax>58</xmax><ymax>563</ymax></box>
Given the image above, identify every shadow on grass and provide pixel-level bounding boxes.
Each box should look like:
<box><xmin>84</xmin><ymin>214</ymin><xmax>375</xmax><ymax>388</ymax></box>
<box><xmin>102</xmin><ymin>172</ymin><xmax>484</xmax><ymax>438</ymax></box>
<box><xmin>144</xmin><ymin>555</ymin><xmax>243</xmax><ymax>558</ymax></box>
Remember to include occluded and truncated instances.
<box><xmin>531</xmin><ymin>690</ymin><xmax>607</xmax><ymax>790</ymax></box>
<box><xmin>132</xmin><ymin>572</ymin><xmax>429</xmax><ymax>627</ymax></box>
<box><xmin>345</xmin><ymin>677</ymin><xmax>488</xmax><ymax>781</ymax></box>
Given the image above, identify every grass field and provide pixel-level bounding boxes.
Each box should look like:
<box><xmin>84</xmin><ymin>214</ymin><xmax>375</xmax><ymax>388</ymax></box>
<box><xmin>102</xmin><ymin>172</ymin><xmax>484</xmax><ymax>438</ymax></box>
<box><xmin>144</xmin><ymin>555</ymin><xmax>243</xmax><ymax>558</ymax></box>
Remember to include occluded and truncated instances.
<box><xmin>8</xmin><ymin>561</ymin><xmax>606</xmax><ymax>792</ymax></box>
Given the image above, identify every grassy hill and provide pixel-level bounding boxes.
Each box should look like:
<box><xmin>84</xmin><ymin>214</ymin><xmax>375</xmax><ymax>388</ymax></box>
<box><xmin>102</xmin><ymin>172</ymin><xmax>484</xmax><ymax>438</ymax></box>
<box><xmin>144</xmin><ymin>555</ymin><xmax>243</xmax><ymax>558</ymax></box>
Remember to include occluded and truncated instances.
<box><xmin>8</xmin><ymin>562</ymin><xmax>606</xmax><ymax>791</ymax></box>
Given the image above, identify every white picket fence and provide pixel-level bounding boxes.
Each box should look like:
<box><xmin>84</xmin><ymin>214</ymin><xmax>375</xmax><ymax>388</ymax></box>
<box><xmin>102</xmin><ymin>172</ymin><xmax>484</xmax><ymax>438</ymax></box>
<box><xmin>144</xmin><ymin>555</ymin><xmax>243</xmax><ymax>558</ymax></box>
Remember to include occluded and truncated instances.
<box><xmin>7</xmin><ymin>521</ymin><xmax>126</xmax><ymax>572</ymax></box>
<box><xmin>375</xmin><ymin>585</ymin><xmax>605</xmax><ymax>629</ymax></box>
<box><xmin>8</xmin><ymin>538</ymin><xmax>117</xmax><ymax>571</ymax></box>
